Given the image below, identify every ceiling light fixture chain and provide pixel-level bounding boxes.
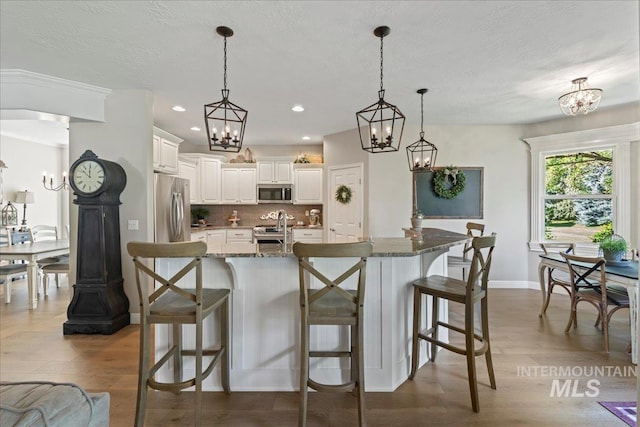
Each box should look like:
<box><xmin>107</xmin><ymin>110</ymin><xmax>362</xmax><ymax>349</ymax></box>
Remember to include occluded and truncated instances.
<box><xmin>406</xmin><ymin>88</ymin><xmax>437</xmax><ymax>172</ymax></box>
<box><xmin>356</xmin><ymin>25</ymin><xmax>405</xmax><ymax>153</ymax></box>
<box><xmin>204</xmin><ymin>25</ymin><xmax>247</xmax><ymax>153</ymax></box>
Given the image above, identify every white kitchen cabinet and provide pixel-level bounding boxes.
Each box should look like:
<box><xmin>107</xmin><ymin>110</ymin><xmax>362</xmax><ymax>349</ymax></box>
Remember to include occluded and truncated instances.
<box><xmin>293</xmin><ymin>165</ymin><xmax>323</xmax><ymax>204</ymax></box>
<box><xmin>226</xmin><ymin>228</ymin><xmax>253</xmax><ymax>243</ymax></box>
<box><xmin>199</xmin><ymin>157</ymin><xmax>222</xmax><ymax>204</ymax></box>
<box><xmin>153</xmin><ymin>127</ymin><xmax>182</xmax><ymax>174</ymax></box>
<box><xmin>206</xmin><ymin>229</ymin><xmax>226</xmax><ymax>245</ymax></box>
<box><xmin>178</xmin><ymin>158</ymin><xmax>198</xmax><ymax>204</ymax></box>
<box><xmin>257</xmin><ymin>160</ymin><xmax>293</xmax><ymax>184</ymax></box>
<box><xmin>190</xmin><ymin>230</ymin><xmax>207</xmax><ymax>243</ymax></box>
<box><xmin>292</xmin><ymin>228</ymin><xmax>323</xmax><ymax>243</ymax></box>
<box><xmin>221</xmin><ymin>166</ymin><xmax>257</xmax><ymax>204</ymax></box>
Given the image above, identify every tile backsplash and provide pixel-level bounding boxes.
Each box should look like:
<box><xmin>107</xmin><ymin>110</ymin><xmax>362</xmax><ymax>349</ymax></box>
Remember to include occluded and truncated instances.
<box><xmin>192</xmin><ymin>204</ymin><xmax>322</xmax><ymax>227</ymax></box>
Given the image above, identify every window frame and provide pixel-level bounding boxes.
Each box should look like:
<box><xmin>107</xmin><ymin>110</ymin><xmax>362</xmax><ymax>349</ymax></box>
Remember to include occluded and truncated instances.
<box><xmin>525</xmin><ymin>123</ymin><xmax>637</xmax><ymax>248</ymax></box>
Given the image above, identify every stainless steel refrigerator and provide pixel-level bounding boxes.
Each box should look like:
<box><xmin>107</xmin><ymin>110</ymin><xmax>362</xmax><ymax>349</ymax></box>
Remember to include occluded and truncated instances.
<box><xmin>154</xmin><ymin>174</ymin><xmax>191</xmax><ymax>242</ymax></box>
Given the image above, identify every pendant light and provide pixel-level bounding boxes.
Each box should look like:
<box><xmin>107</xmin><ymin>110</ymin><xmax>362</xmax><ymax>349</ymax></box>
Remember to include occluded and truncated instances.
<box><xmin>205</xmin><ymin>26</ymin><xmax>247</xmax><ymax>153</ymax></box>
<box><xmin>406</xmin><ymin>89</ymin><xmax>437</xmax><ymax>172</ymax></box>
<box><xmin>356</xmin><ymin>26</ymin><xmax>405</xmax><ymax>153</ymax></box>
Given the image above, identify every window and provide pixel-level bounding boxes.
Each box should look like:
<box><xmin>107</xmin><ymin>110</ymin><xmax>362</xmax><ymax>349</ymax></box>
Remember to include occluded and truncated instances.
<box><xmin>525</xmin><ymin>124</ymin><xmax>636</xmax><ymax>247</ymax></box>
<box><xmin>544</xmin><ymin>149</ymin><xmax>612</xmax><ymax>242</ymax></box>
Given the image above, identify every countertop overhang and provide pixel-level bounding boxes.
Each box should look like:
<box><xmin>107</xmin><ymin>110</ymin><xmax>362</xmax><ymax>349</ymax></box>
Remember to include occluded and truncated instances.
<box><xmin>205</xmin><ymin>228</ymin><xmax>469</xmax><ymax>258</ymax></box>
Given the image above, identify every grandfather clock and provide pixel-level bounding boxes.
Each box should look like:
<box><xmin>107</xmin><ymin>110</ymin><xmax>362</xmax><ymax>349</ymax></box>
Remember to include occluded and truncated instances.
<box><xmin>64</xmin><ymin>150</ymin><xmax>130</xmax><ymax>335</ymax></box>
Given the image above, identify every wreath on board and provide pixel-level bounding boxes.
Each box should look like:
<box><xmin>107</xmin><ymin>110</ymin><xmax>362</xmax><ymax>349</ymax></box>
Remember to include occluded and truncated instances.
<box><xmin>335</xmin><ymin>184</ymin><xmax>353</xmax><ymax>204</ymax></box>
<box><xmin>433</xmin><ymin>166</ymin><xmax>466</xmax><ymax>199</ymax></box>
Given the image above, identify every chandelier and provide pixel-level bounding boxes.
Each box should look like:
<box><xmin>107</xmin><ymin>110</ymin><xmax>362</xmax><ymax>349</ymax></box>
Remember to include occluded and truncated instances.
<box><xmin>558</xmin><ymin>77</ymin><xmax>603</xmax><ymax>116</ymax></box>
<box><xmin>42</xmin><ymin>170</ymin><xmax>69</xmax><ymax>191</ymax></box>
<box><xmin>406</xmin><ymin>89</ymin><xmax>437</xmax><ymax>172</ymax></box>
<box><xmin>205</xmin><ymin>26</ymin><xmax>247</xmax><ymax>153</ymax></box>
<box><xmin>356</xmin><ymin>26</ymin><xmax>405</xmax><ymax>153</ymax></box>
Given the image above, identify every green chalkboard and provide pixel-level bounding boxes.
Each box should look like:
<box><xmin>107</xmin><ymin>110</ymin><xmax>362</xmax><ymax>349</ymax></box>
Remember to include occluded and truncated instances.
<box><xmin>413</xmin><ymin>167</ymin><xmax>483</xmax><ymax>219</ymax></box>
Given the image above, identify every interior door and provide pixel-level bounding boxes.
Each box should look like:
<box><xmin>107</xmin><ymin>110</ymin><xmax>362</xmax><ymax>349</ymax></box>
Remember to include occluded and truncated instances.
<box><xmin>328</xmin><ymin>164</ymin><xmax>363</xmax><ymax>243</ymax></box>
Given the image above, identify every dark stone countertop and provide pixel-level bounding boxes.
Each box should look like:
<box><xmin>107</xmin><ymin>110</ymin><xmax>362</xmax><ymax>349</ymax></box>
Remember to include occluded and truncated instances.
<box><xmin>205</xmin><ymin>228</ymin><xmax>469</xmax><ymax>258</ymax></box>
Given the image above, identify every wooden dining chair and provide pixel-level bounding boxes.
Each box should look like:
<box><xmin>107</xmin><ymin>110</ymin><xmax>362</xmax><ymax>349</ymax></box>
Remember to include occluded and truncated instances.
<box><xmin>31</xmin><ymin>225</ymin><xmax>69</xmax><ymax>295</ymax></box>
<box><xmin>409</xmin><ymin>234</ymin><xmax>497</xmax><ymax>413</ymax></box>
<box><xmin>127</xmin><ymin>241</ymin><xmax>230</xmax><ymax>427</ymax></box>
<box><xmin>0</xmin><ymin>227</ymin><xmax>28</xmax><ymax>304</ymax></box>
<box><xmin>293</xmin><ymin>241</ymin><xmax>372</xmax><ymax>427</ymax></box>
<box><xmin>539</xmin><ymin>242</ymin><xmax>574</xmax><ymax>314</ymax></box>
<box><xmin>561</xmin><ymin>252</ymin><xmax>630</xmax><ymax>352</ymax></box>
<box><xmin>447</xmin><ymin>222</ymin><xmax>484</xmax><ymax>281</ymax></box>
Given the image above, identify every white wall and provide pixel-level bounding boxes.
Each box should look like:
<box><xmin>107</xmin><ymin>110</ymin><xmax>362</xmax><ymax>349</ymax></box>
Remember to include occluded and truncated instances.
<box><xmin>0</xmin><ymin>134</ymin><xmax>68</xmax><ymax>235</ymax></box>
<box><xmin>323</xmin><ymin>128</ymin><xmax>370</xmax><ymax>233</ymax></box>
<box><xmin>69</xmin><ymin>89</ymin><xmax>154</xmax><ymax>313</ymax></box>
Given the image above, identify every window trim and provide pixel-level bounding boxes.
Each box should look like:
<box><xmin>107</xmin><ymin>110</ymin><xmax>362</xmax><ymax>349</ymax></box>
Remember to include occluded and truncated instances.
<box><xmin>525</xmin><ymin>123</ymin><xmax>638</xmax><ymax>248</ymax></box>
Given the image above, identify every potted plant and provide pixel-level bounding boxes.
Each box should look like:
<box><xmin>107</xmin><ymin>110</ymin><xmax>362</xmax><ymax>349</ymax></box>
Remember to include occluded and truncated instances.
<box><xmin>411</xmin><ymin>210</ymin><xmax>423</xmax><ymax>229</ymax></box>
<box><xmin>599</xmin><ymin>234</ymin><xmax>628</xmax><ymax>262</ymax></box>
<box><xmin>191</xmin><ymin>208</ymin><xmax>209</xmax><ymax>225</ymax></box>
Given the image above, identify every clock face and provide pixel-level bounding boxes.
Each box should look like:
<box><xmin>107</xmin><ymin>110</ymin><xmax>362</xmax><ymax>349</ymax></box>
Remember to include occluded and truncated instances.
<box><xmin>72</xmin><ymin>160</ymin><xmax>105</xmax><ymax>195</ymax></box>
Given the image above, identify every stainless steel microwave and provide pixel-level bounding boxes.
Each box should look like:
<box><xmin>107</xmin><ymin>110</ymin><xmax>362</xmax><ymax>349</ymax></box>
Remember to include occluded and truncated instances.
<box><xmin>257</xmin><ymin>184</ymin><xmax>292</xmax><ymax>204</ymax></box>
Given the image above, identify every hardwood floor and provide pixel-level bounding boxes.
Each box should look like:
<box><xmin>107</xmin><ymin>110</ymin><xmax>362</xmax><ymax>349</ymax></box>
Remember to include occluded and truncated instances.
<box><xmin>1</xmin><ymin>277</ymin><xmax>636</xmax><ymax>426</ymax></box>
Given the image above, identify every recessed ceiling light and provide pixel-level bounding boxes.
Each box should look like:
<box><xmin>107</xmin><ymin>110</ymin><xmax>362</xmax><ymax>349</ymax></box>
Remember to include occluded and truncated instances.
<box><xmin>191</xmin><ymin>126</ymin><xmax>201</xmax><ymax>131</ymax></box>
<box><xmin>292</xmin><ymin>105</ymin><xmax>304</xmax><ymax>112</ymax></box>
<box><xmin>302</xmin><ymin>136</ymin><xmax>311</xmax><ymax>140</ymax></box>
<box><xmin>172</xmin><ymin>105</ymin><xmax>186</xmax><ymax>112</ymax></box>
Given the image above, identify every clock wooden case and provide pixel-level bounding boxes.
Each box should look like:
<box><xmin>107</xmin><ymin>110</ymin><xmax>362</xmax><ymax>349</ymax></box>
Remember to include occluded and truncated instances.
<box><xmin>64</xmin><ymin>150</ymin><xmax>130</xmax><ymax>335</ymax></box>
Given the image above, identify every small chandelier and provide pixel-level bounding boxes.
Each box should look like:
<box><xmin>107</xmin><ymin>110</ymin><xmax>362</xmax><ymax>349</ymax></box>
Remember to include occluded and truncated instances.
<box><xmin>356</xmin><ymin>26</ymin><xmax>405</xmax><ymax>153</ymax></box>
<box><xmin>42</xmin><ymin>170</ymin><xmax>69</xmax><ymax>191</ymax></box>
<box><xmin>558</xmin><ymin>77</ymin><xmax>603</xmax><ymax>116</ymax></box>
<box><xmin>205</xmin><ymin>26</ymin><xmax>247</xmax><ymax>153</ymax></box>
<box><xmin>406</xmin><ymin>89</ymin><xmax>437</xmax><ymax>172</ymax></box>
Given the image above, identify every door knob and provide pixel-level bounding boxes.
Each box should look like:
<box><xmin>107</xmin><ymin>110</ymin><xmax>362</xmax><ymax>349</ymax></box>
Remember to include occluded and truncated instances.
<box><xmin>330</xmin><ymin>228</ymin><xmax>335</xmax><ymax>232</ymax></box>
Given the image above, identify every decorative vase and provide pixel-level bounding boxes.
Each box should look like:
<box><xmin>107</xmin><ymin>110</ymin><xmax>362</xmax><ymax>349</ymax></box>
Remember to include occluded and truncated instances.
<box><xmin>603</xmin><ymin>250</ymin><xmax>624</xmax><ymax>262</ymax></box>
<box><xmin>411</xmin><ymin>217</ymin><xmax>422</xmax><ymax>229</ymax></box>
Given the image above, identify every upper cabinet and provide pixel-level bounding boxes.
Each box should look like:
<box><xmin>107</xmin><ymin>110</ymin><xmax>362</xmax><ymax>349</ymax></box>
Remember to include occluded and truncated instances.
<box><xmin>153</xmin><ymin>126</ymin><xmax>183</xmax><ymax>174</ymax></box>
<box><xmin>178</xmin><ymin>157</ymin><xmax>198</xmax><ymax>204</ymax></box>
<box><xmin>293</xmin><ymin>164</ymin><xmax>323</xmax><ymax>204</ymax></box>
<box><xmin>221</xmin><ymin>165</ymin><xmax>257</xmax><ymax>204</ymax></box>
<box><xmin>257</xmin><ymin>159</ymin><xmax>293</xmax><ymax>184</ymax></box>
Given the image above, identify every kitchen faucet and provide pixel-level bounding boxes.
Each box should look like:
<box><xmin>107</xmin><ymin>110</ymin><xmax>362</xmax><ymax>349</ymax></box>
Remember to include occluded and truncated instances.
<box><xmin>277</xmin><ymin>209</ymin><xmax>288</xmax><ymax>252</ymax></box>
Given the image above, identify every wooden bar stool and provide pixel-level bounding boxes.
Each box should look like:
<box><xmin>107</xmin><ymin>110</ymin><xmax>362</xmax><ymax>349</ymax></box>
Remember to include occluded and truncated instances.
<box><xmin>128</xmin><ymin>241</ymin><xmax>230</xmax><ymax>427</ymax></box>
<box><xmin>293</xmin><ymin>241</ymin><xmax>372</xmax><ymax>427</ymax></box>
<box><xmin>409</xmin><ymin>234</ymin><xmax>497</xmax><ymax>412</ymax></box>
<box><xmin>447</xmin><ymin>222</ymin><xmax>484</xmax><ymax>281</ymax></box>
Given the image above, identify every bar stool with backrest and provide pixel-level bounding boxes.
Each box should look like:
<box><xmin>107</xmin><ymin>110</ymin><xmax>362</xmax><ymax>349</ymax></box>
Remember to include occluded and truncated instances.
<box><xmin>561</xmin><ymin>252</ymin><xmax>630</xmax><ymax>352</ymax></box>
<box><xmin>293</xmin><ymin>241</ymin><xmax>372</xmax><ymax>427</ymax></box>
<box><xmin>127</xmin><ymin>241</ymin><xmax>230</xmax><ymax>427</ymax></box>
<box><xmin>0</xmin><ymin>227</ymin><xmax>28</xmax><ymax>304</ymax></box>
<box><xmin>539</xmin><ymin>242</ymin><xmax>574</xmax><ymax>314</ymax></box>
<box><xmin>447</xmin><ymin>222</ymin><xmax>484</xmax><ymax>281</ymax></box>
<box><xmin>409</xmin><ymin>234</ymin><xmax>497</xmax><ymax>413</ymax></box>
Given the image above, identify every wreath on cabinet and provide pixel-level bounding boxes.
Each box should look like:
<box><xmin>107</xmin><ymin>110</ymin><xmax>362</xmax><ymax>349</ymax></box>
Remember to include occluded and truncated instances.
<box><xmin>335</xmin><ymin>184</ymin><xmax>353</xmax><ymax>204</ymax></box>
<box><xmin>433</xmin><ymin>166</ymin><xmax>466</xmax><ymax>199</ymax></box>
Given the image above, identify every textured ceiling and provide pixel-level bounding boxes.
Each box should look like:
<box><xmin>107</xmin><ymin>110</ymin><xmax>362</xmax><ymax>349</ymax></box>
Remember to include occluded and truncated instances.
<box><xmin>1</xmin><ymin>1</ymin><xmax>638</xmax><ymax>147</ymax></box>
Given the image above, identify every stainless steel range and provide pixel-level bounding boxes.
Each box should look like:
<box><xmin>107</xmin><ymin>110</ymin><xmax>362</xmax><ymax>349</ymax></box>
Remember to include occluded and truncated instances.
<box><xmin>253</xmin><ymin>225</ymin><xmax>292</xmax><ymax>243</ymax></box>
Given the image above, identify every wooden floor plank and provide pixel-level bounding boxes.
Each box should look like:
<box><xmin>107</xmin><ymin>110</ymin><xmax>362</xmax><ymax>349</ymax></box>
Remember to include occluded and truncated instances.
<box><xmin>0</xmin><ymin>277</ymin><xmax>635</xmax><ymax>426</ymax></box>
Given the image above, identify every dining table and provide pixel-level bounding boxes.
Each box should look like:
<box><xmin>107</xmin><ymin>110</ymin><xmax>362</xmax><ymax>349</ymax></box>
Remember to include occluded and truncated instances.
<box><xmin>0</xmin><ymin>240</ymin><xmax>70</xmax><ymax>309</ymax></box>
<box><xmin>538</xmin><ymin>252</ymin><xmax>639</xmax><ymax>364</ymax></box>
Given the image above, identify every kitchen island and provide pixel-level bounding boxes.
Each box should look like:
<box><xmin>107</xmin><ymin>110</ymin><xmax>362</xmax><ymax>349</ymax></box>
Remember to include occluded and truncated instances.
<box><xmin>154</xmin><ymin>228</ymin><xmax>470</xmax><ymax>392</ymax></box>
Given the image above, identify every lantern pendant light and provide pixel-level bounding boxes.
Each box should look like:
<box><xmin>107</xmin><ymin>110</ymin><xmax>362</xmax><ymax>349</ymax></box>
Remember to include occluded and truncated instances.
<box><xmin>406</xmin><ymin>89</ymin><xmax>438</xmax><ymax>172</ymax></box>
<box><xmin>356</xmin><ymin>26</ymin><xmax>405</xmax><ymax>153</ymax></box>
<box><xmin>205</xmin><ymin>26</ymin><xmax>247</xmax><ymax>153</ymax></box>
